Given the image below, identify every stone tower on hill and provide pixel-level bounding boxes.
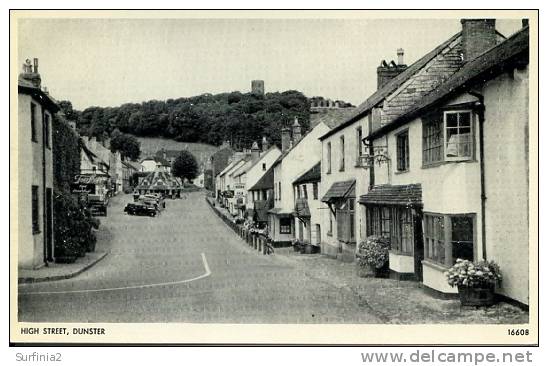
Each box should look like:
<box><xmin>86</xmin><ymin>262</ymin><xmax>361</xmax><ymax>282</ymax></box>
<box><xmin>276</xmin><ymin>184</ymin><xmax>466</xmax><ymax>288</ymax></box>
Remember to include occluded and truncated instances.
<box><xmin>251</xmin><ymin>80</ymin><xmax>265</xmax><ymax>95</ymax></box>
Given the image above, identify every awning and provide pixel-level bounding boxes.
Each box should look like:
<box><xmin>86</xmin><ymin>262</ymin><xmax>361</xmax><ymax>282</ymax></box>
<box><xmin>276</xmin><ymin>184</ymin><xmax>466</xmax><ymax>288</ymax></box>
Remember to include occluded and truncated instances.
<box><xmin>321</xmin><ymin>179</ymin><xmax>356</xmax><ymax>203</ymax></box>
<box><xmin>267</xmin><ymin>207</ymin><xmax>293</xmax><ymax>216</ymax></box>
<box><xmin>293</xmin><ymin>198</ymin><xmax>311</xmax><ymax>218</ymax></box>
<box><xmin>359</xmin><ymin>184</ymin><xmax>422</xmax><ymax>206</ymax></box>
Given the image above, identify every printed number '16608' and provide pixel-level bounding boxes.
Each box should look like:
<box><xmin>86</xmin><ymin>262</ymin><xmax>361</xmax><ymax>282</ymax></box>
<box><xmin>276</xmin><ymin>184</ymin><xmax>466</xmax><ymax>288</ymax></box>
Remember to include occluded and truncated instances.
<box><xmin>508</xmin><ymin>329</ymin><xmax>529</xmax><ymax>336</ymax></box>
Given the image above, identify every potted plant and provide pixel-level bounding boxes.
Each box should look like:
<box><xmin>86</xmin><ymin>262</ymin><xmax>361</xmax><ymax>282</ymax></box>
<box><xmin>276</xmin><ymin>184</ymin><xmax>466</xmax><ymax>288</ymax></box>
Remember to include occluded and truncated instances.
<box><xmin>445</xmin><ymin>259</ymin><xmax>502</xmax><ymax>307</ymax></box>
<box><xmin>356</xmin><ymin>236</ymin><xmax>390</xmax><ymax>278</ymax></box>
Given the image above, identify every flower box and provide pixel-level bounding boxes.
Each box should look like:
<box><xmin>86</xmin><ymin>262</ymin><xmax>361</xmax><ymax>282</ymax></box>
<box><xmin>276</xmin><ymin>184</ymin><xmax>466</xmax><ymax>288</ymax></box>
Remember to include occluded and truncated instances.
<box><xmin>457</xmin><ymin>284</ymin><xmax>495</xmax><ymax>307</ymax></box>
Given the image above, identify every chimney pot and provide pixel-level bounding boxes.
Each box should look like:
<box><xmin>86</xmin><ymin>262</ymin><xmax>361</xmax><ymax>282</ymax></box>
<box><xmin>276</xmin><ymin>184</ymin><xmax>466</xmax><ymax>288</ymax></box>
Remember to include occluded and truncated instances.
<box><xmin>33</xmin><ymin>58</ymin><xmax>39</xmax><ymax>73</ymax></box>
<box><xmin>397</xmin><ymin>48</ymin><xmax>404</xmax><ymax>65</ymax></box>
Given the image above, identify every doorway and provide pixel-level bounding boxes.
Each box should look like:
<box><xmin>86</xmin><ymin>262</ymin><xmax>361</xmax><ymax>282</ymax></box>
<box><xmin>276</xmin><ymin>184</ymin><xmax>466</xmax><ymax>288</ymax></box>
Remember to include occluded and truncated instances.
<box><xmin>413</xmin><ymin>210</ymin><xmax>424</xmax><ymax>282</ymax></box>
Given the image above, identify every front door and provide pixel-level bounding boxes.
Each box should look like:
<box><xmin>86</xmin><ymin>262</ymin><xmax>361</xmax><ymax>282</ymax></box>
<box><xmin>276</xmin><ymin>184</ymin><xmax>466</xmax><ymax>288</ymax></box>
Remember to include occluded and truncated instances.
<box><xmin>45</xmin><ymin>188</ymin><xmax>53</xmax><ymax>262</ymax></box>
<box><xmin>413</xmin><ymin>209</ymin><xmax>424</xmax><ymax>281</ymax></box>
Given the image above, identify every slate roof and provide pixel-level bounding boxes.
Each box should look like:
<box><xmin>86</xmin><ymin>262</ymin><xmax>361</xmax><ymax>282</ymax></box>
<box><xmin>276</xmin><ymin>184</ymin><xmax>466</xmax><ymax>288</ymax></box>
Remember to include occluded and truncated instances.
<box><xmin>249</xmin><ymin>166</ymin><xmax>274</xmax><ymax>191</ymax></box>
<box><xmin>310</xmin><ymin>108</ymin><xmax>356</xmax><ymax>130</ymax></box>
<box><xmin>293</xmin><ymin>162</ymin><xmax>321</xmax><ymax>185</ymax></box>
<box><xmin>321</xmin><ymin>179</ymin><xmax>356</xmax><ymax>203</ymax></box>
<box><xmin>18</xmin><ymin>77</ymin><xmax>60</xmax><ymax>113</ymax></box>
<box><xmin>293</xmin><ymin>198</ymin><xmax>311</xmax><ymax>218</ymax></box>
<box><xmin>319</xmin><ymin>31</ymin><xmax>463</xmax><ymax>141</ymax></box>
<box><xmin>366</xmin><ymin>26</ymin><xmax>529</xmax><ymax>140</ymax></box>
<box><xmin>359</xmin><ymin>184</ymin><xmax>422</xmax><ymax>206</ymax></box>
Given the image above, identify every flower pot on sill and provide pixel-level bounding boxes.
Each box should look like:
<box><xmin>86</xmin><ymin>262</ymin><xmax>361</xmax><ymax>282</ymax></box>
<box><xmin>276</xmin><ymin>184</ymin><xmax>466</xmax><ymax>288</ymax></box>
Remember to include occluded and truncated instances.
<box><xmin>457</xmin><ymin>284</ymin><xmax>495</xmax><ymax>307</ymax></box>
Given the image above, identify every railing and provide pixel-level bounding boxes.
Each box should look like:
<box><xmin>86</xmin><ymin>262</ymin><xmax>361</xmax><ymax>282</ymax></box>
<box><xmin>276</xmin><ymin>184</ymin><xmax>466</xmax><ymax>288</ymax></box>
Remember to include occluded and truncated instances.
<box><xmin>205</xmin><ymin>197</ymin><xmax>273</xmax><ymax>255</ymax></box>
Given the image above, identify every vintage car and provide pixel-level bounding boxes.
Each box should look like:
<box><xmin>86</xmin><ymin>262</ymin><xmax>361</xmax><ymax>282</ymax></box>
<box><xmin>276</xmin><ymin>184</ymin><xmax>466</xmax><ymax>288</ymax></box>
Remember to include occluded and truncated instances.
<box><xmin>124</xmin><ymin>202</ymin><xmax>157</xmax><ymax>217</ymax></box>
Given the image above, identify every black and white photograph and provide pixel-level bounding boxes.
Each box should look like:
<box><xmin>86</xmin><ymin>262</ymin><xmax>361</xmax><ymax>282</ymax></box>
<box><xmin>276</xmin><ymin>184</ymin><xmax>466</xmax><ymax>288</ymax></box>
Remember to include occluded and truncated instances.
<box><xmin>10</xmin><ymin>9</ymin><xmax>538</xmax><ymax>346</ymax></box>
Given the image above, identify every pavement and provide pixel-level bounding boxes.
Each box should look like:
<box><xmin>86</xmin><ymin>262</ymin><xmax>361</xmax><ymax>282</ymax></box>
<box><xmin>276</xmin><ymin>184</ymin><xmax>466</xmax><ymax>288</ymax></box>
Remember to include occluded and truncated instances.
<box><xmin>17</xmin><ymin>191</ymin><xmax>528</xmax><ymax>324</ymax></box>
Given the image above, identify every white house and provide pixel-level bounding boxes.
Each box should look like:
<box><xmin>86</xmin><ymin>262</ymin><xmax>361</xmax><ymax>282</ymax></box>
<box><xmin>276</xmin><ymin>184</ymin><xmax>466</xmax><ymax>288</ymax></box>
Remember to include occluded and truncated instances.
<box><xmin>268</xmin><ymin>117</ymin><xmax>343</xmax><ymax>246</ymax></box>
<box><xmin>360</xmin><ymin>20</ymin><xmax>529</xmax><ymax>306</ymax></box>
<box><xmin>18</xmin><ymin>58</ymin><xmax>59</xmax><ymax>269</ymax></box>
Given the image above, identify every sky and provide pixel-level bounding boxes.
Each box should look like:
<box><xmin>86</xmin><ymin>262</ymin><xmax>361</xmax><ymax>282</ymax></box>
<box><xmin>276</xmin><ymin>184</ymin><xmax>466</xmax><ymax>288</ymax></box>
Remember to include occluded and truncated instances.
<box><xmin>17</xmin><ymin>17</ymin><xmax>524</xmax><ymax>110</ymax></box>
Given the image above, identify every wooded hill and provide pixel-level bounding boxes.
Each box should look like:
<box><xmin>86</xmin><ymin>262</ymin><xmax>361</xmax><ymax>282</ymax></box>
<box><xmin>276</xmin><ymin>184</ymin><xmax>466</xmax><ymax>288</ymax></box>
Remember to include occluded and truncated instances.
<box><xmin>60</xmin><ymin>90</ymin><xmax>337</xmax><ymax>150</ymax></box>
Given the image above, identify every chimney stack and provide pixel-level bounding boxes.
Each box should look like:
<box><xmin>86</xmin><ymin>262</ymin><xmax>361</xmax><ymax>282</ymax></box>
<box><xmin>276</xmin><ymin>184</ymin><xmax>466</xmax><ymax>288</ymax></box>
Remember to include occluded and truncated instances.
<box><xmin>261</xmin><ymin>136</ymin><xmax>269</xmax><ymax>152</ymax></box>
<box><xmin>292</xmin><ymin>117</ymin><xmax>302</xmax><ymax>144</ymax></box>
<box><xmin>251</xmin><ymin>141</ymin><xmax>261</xmax><ymax>159</ymax></box>
<box><xmin>377</xmin><ymin>50</ymin><xmax>408</xmax><ymax>89</ymax></box>
<box><xmin>281</xmin><ymin>127</ymin><xmax>291</xmax><ymax>153</ymax></box>
<box><xmin>522</xmin><ymin>19</ymin><xmax>529</xmax><ymax>28</ymax></box>
<box><xmin>19</xmin><ymin>58</ymin><xmax>41</xmax><ymax>88</ymax></box>
<box><xmin>460</xmin><ymin>19</ymin><xmax>497</xmax><ymax>62</ymax></box>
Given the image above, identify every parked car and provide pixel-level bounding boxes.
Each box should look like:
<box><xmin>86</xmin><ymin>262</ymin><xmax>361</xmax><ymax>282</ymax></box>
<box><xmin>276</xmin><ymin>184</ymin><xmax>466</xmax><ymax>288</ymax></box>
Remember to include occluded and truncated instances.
<box><xmin>124</xmin><ymin>202</ymin><xmax>157</xmax><ymax>217</ymax></box>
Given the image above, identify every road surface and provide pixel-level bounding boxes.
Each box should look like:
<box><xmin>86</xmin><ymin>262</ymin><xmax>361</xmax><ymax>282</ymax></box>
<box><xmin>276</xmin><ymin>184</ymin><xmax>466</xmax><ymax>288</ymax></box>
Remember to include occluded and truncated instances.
<box><xmin>18</xmin><ymin>192</ymin><xmax>380</xmax><ymax>323</ymax></box>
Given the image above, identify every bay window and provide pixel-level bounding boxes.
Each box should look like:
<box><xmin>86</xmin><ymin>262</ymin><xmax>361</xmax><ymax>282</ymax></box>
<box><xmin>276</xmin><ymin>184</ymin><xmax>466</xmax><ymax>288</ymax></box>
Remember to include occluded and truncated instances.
<box><xmin>423</xmin><ymin>213</ymin><xmax>475</xmax><ymax>266</ymax></box>
<box><xmin>366</xmin><ymin>205</ymin><xmax>414</xmax><ymax>254</ymax></box>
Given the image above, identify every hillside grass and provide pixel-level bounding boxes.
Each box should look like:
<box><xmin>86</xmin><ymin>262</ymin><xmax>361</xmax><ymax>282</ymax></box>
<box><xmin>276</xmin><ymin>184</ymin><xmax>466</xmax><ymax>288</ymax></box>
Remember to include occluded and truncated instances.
<box><xmin>135</xmin><ymin>136</ymin><xmax>219</xmax><ymax>168</ymax></box>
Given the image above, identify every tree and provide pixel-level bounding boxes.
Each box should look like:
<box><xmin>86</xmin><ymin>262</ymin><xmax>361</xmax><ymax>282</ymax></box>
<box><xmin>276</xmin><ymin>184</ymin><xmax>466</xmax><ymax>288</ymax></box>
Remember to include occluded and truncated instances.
<box><xmin>110</xmin><ymin>133</ymin><xmax>141</xmax><ymax>161</ymax></box>
<box><xmin>172</xmin><ymin>150</ymin><xmax>199</xmax><ymax>182</ymax></box>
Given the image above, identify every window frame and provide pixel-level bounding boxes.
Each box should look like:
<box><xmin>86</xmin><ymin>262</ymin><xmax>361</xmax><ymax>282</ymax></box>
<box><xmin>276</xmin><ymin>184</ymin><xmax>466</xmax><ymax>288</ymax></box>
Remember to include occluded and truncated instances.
<box><xmin>356</xmin><ymin>126</ymin><xmax>363</xmax><ymax>166</ymax></box>
<box><xmin>339</xmin><ymin>135</ymin><xmax>345</xmax><ymax>172</ymax></box>
<box><xmin>312</xmin><ymin>182</ymin><xmax>318</xmax><ymax>200</ymax></box>
<box><xmin>423</xmin><ymin>212</ymin><xmax>476</xmax><ymax>267</ymax></box>
<box><xmin>279</xmin><ymin>217</ymin><xmax>292</xmax><ymax>234</ymax></box>
<box><xmin>44</xmin><ymin>112</ymin><xmax>51</xmax><ymax>149</ymax></box>
<box><xmin>396</xmin><ymin>129</ymin><xmax>410</xmax><ymax>172</ymax></box>
<box><xmin>30</xmin><ymin>102</ymin><xmax>38</xmax><ymax>143</ymax></box>
<box><xmin>336</xmin><ymin>197</ymin><xmax>356</xmax><ymax>243</ymax></box>
<box><xmin>32</xmin><ymin>185</ymin><xmax>40</xmax><ymax>234</ymax></box>
<box><xmin>443</xmin><ymin>110</ymin><xmax>474</xmax><ymax>162</ymax></box>
<box><xmin>326</xmin><ymin>142</ymin><xmax>332</xmax><ymax>174</ymax></box>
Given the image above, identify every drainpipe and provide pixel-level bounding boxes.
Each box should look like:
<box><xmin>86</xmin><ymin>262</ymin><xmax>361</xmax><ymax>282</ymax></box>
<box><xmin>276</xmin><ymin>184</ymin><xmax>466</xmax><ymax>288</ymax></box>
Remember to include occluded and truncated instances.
<box><xmin>469</xmin><ymin>91</ymin><xmax>487</xmax><ymax>260</ymax></box>
<box><xmin>368</xmin><ymin>114</ymin><xmax>375</xmax><ymax>190</ymax></box>
<box><xmin>41</xmin><ymin>108</ymin><xmax>48</xmax><ymax>267</ymax></box>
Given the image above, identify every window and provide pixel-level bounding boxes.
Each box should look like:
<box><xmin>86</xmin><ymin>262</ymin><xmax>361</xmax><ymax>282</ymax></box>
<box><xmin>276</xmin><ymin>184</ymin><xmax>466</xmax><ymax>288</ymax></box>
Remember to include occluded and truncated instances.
<box><xmin>356</xmin><ymin>127</ymin><xmax>363</xmax><ymax>165</ymax></box>
<box><xmin>326</xmin><ymin>142</ymin><xmax>332</xmax><ymax>174</ymax></box>
<box><xmin>424</xmin><ymin>213</ymin><xmax>475</xmax><ymax>266</ymax></box>
<box><xmin>278</xmin><ymin>182</ymin><xmax>282</xmax><ymax>201</ymax></box>
<box><xmin>44</xmin><ymin>113</ymin><xmax>51</xmax><ymax>149</ymax></box>
<box><xmin>423</xmin><ymin>110</ymin><xmax>474</xmax><ymax>165</ymax></box>
<box><xmin>30</xmin><ymin>103</ymin><xmax>37</xmax><ymax>142</ymax></box>
<box><xmin>296</xmin><ymin>186</ymin><xmax>301</xmax><ymax>199</ymax></box>
<box><xmin>262</xmin><ymin>163</ymin><xmax>266</xmax><ymax>171</ymax></box>
<box><xmin>302</xmin><ymin>185</ymin><xmax>308</xmax><ymax>199</ymax></box>
<box><xmin>366</xmin><ymin>206</ymin><xmax>414</xmax><ymax>254</ymax></box>
<box><xmin>422</xmin><ymin>111</ymin><xmax>444</xmax><ymax>165</ymax></box>
<box><xmin>32</xmin><ymin>185</ymin><xmax>40</xmax><ymax>234</ymax></box>
<box><xmin>336</xmin><ymin>198</ymin><xmax>355</xmax><ymax>243</ymax></box>
<box><xmin>312</xmin><ymin>182</ymin><xmax>318</xmax><ymax>200</ymax></box>
<box><xmin>280</xmin><ymin>217</ymin><xmax>292</xmax><ymax>234</ymax></box>
<box><xmin>339</xmin><ymin>135</ymin><xmax>345</xmax><ymax>171</ymax></box>
<box><xmin>444</xmin><ymin>111</ymin><xmax>473</xmax><ymax>160</ymax></box>
<box><xmin>328</xmin><ymin>211</ymin><xmax>333</xmax><ymax>236</ymax></box>
<box><xmin>396</xmin><ymin>130</ymin><xmax>409</xmax><ymax>171</ymax></box>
